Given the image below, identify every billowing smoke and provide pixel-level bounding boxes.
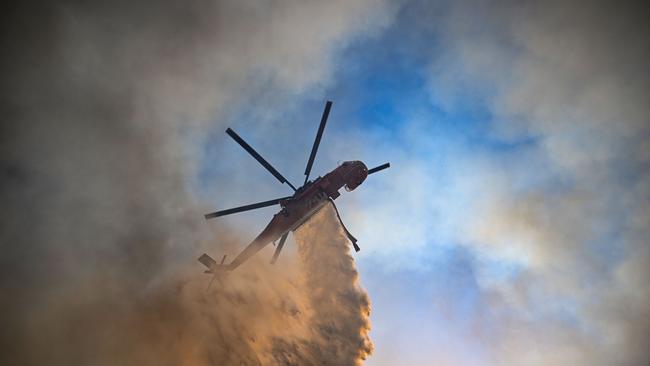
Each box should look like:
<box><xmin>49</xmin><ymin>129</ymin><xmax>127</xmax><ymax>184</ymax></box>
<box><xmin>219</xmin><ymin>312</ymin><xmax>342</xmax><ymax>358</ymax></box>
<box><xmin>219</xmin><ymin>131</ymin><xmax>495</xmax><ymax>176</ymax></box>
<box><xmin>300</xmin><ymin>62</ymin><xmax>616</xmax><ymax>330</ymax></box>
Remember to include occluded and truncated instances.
<box><xmin>0</xmin><ymin>0</ymin><xmax>386</xmax><ymax>364</ymax></box>
<box><xmin>0</xmin><ymin>204</ymin><xmax>372</xmax><ymax>365</ymax></box>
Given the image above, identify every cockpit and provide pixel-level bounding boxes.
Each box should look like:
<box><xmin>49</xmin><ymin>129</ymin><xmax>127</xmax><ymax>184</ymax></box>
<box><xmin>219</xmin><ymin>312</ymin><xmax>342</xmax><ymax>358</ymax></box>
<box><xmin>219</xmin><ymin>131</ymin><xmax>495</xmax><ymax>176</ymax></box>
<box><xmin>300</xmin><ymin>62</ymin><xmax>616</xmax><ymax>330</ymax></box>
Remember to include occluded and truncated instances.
<box><xmin>342</xmin><ymin>160</ymin><xmax>368</xmax><ymax>191</ymax></box>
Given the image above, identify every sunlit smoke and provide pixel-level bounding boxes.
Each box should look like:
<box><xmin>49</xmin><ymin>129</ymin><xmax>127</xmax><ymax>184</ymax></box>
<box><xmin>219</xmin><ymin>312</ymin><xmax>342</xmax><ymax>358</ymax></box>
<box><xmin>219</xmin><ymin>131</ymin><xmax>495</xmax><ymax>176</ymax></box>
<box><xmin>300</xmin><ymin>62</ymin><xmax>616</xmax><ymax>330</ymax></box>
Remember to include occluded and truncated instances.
<box><xmin>294</xmin><ymin>204</ymin><xmax>374</xmax><ymax>365</ymax></box>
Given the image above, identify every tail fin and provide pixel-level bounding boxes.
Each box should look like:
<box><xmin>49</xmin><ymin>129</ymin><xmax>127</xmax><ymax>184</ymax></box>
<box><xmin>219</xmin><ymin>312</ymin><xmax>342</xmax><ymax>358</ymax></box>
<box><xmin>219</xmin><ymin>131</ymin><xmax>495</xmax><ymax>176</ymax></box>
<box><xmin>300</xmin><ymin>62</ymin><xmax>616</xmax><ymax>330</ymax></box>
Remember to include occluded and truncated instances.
<box><xmin>198</xmin><ymin>253</ymin><xmax>229</xmax><ymax>273</ymax></box>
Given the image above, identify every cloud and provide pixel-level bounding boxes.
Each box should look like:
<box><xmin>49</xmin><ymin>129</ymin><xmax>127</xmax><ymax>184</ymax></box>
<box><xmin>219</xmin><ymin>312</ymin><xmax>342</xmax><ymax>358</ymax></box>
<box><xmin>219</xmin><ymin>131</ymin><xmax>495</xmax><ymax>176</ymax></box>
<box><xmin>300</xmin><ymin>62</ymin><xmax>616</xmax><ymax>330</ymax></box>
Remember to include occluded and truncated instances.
<box><xmin>422</xmin><ymin>0</ymin><xmax>650</xmax><ymax>364</ymax></box>
<box><xmin>0</xmin><ymin>0</ymin><xmax>389</xmax><ymax>364</ymax></box>
<box><xmin>310</xmin><ymin>0</ymin><xmax>648</xmax><ymax>364</ymax></box>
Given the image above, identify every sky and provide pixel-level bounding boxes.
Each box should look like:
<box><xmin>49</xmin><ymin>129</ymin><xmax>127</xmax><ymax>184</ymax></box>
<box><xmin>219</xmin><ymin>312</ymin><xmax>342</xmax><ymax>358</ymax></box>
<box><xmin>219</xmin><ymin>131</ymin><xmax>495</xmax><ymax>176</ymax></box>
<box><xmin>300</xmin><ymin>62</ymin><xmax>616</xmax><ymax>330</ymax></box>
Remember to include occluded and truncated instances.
<box><xmin>2</xmin><ymin>0</ymin><xmax>649</xmax><ymax>365</ymax></box>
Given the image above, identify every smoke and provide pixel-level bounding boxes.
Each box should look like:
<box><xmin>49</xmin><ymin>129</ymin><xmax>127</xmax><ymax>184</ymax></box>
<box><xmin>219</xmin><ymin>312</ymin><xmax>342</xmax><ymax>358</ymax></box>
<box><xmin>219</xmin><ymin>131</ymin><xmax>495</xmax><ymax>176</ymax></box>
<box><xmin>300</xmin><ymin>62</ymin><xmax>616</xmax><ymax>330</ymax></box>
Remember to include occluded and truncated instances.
<box><xmin>0</xmin><ymin>205</ymin><xmax>372</xmax><ymax>365</ymax></box>
<box><xmin>0</xmin><ymin>0</ymin><xmax>386</xmax><ymax>364</ymax></box>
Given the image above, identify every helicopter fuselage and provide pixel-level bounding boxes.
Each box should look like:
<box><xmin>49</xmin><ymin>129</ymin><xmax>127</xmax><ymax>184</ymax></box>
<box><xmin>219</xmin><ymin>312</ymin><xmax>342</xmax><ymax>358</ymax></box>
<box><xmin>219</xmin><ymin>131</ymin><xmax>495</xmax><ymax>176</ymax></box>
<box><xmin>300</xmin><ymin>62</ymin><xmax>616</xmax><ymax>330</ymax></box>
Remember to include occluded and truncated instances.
<box><xmin>222</xmin><ymin>160</ymin><xmax>368</xmax><ymax>270</ymax></box>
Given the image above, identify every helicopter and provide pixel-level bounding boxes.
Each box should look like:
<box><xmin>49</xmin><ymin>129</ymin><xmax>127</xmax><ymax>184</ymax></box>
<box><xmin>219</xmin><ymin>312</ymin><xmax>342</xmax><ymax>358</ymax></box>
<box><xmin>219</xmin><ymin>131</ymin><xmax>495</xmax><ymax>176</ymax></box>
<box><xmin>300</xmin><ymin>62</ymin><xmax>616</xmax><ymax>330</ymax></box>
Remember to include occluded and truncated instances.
<box><xmin>199</xmin><ymin>101</ymin><xmax>390</xmax><ymax>273</ymax></box>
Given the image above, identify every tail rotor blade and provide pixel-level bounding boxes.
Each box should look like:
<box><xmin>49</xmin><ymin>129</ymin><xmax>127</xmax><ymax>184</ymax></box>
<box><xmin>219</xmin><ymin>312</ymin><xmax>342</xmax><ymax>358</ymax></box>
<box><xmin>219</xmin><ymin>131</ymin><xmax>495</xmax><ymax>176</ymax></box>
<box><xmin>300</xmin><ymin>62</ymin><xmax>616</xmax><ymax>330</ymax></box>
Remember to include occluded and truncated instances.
<box><xmin>368</xmin><ymin>162</ymin><xmax>390</xmax><ymax>175</ymax></box>
<box><xmin>226</xmin><ymin>128</ymin><xmax>297</xmax><ymax>191</ymax></box>
<box><xmin>304</xmin><ymin>101</ymin><xmax>332</xmax><ymax>184</ymax></box>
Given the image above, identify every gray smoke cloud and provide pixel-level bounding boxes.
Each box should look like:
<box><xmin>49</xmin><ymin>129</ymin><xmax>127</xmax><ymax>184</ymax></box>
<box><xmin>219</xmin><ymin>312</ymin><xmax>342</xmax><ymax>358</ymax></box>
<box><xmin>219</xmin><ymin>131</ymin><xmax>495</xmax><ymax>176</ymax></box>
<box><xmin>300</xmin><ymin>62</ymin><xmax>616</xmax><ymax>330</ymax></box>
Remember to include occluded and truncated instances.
<box><xmin>0</xmin><ymin>0</ymin><xmax>386</xmax><ymax>364</ymax></box>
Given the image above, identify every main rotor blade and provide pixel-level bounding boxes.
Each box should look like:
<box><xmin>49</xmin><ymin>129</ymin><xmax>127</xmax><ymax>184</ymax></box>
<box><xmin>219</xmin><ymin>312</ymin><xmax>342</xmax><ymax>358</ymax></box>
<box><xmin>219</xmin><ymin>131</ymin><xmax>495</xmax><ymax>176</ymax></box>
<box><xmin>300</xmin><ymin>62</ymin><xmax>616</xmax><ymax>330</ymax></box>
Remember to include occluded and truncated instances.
<box><xmin>304</xmin><ymin>101</ymin><xmax>332</xmax><ymax>185</ymax></box>
<box><xmin>226</xmin><ymin>128</ymin><xmax>297</xmax><ymax>191</ymax></box>
<box><xmin>368</xmin><ymin>162</ymin><xmax>390</xmax><ymax>175</ymax></box>
<box><xmin>204</xmin><ymin>196</ymin><xmax>291</xmax><ymax>219</ymax></box>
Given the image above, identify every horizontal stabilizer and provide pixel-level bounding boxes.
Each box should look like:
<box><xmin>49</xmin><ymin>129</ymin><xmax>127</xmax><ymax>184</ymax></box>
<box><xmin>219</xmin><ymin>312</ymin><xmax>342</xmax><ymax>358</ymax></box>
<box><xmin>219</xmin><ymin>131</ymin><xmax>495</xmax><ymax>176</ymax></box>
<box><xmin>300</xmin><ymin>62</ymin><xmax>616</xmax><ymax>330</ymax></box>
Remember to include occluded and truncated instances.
<box><xmin>198</xmin><ymin>253</ymin><xmax>230</xmax><ymax>273</ymax></box>
<box><xmin>198</xmin><ymin>253</ymin><xmax>216</xmax><ymax>268</ymax></box>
